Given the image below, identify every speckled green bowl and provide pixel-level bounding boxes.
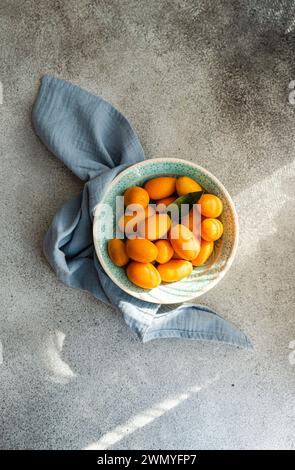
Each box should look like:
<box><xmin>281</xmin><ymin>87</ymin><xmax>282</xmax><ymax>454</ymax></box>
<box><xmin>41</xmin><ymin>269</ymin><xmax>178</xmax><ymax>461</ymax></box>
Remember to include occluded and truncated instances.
<box><xmin>93</xmin><ymin>158</ymin><xmax>238</xmax><ymax>304</ymax></box>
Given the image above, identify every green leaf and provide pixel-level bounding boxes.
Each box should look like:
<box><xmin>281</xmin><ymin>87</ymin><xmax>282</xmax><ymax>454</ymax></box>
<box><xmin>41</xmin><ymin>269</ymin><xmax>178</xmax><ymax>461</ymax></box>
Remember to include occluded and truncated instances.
<box><xmin>168</xmin><ymin>191</ymin><xmax>204</xmax><ymax>210</ymax></box>
<box><xmin>165</xmin><ymin>190</ymin><xmax>204</xmax><ymax>221</ymax></box>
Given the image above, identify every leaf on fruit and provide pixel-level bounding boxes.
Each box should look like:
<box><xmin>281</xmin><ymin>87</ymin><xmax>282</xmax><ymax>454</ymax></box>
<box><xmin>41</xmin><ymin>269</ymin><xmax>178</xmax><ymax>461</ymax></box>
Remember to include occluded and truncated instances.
<box><xmin>167</xmin><ymin>191</ymin><xmax>204</xmax><ymax>211</ymax></box>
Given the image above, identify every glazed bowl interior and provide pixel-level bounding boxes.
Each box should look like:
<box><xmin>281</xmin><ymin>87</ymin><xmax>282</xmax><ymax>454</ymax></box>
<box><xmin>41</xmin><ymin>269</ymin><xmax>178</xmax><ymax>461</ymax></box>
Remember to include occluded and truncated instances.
<box><xmin>93</xmin><ymin>158</ymin><xmax>238</xmax><ymax>304</ymax></box>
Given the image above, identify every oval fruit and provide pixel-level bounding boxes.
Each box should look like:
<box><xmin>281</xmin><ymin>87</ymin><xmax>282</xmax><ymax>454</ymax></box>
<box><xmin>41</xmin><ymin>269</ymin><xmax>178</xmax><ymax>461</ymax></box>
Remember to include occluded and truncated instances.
<box><xmin>126</xmin><ymin>238</ymin><xmax>158</xmax><ymax>263</ymax></box>
<box><xmin>124</xmin><ymin>186</ymin><xmax>149</xmax><ymax>208</ymax></box>
<box><xmin>182</xmin><ymin>208</ymin><xmax>202</xmax><ymax>239</ymax></box>
<box><xmin>156</xmin><ymin>195</ymin><xmax>177</xmax><ymax>212</ymax></box>
<box><xmin>192</xmin><ymin>240</ymin><xmax>214</xmax><ymax>266</ymax></box>
<box><xmin>144</xmin><ymin>177</ymin><xmax>176</xmax><ymax>200</ymax></box>
<box><xmin>108</xmin><ymin>239</ymin><xmax>129</xmax><ymax>267</ymax></box>
<box><xmin>199</xmin><ymin>194</ymin><xmax>223</xmax><ymax>218</ymax></box>
<box><xmin>170</xmin><ymin>224</ymin><xmax>200</xmax><ymax>260</ymax></box>
<box><xmin>157</xmin><ymin>260</ymin><xmax>193</xmax><ymax>283</ymax></box>
<box><xmin>201</xmin><ymin>218</ymin><xmax>223</xmax><ymax>241</ymax></box>
<box><xmin>138</xmin><ymin>213</ymin><xmax>171</xmax><ymax>241</ymax></box>
<box><xmin>127</xmin><ymin>262</ymin><xmax>161</xmax><ymax>289</ymax></box>
<box><xmin>118</xmin><ymin>205</ymin><xmax>155</xmax><ymax>234</ymax></box>
<box><xmin>154</xmin><ymin>239</ymin><xmax>174</xmax><ymax>264</ymax></box>
<box><xmin>176</xmin><ymin>176</ymin><xmax>202</xmax><ymax>196</ymax></box>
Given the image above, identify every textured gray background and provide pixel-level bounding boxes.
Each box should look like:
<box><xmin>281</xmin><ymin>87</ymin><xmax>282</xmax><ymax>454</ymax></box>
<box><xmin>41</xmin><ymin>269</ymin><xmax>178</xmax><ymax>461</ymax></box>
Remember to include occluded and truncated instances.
<box><xmin>1</xmin><ymin>0</ymin><xmax>295</xmax><ymax>450</ymax></box>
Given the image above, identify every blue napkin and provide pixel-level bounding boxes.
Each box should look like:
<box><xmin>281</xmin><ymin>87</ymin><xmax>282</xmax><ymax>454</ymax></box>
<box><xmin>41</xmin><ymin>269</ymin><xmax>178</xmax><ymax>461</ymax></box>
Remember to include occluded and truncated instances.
<box><xmin>32</xmin><ymin>75</ymin><xmax>252</xmax><ymax>348</ymax></box>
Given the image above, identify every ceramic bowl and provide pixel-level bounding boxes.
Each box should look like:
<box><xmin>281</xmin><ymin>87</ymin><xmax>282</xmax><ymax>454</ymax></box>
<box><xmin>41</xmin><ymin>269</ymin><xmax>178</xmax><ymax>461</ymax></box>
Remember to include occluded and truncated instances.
<box><xmin>93</xmin><ymin>158</ymin><xmax>238</xmax><ymax>304</ymax></box>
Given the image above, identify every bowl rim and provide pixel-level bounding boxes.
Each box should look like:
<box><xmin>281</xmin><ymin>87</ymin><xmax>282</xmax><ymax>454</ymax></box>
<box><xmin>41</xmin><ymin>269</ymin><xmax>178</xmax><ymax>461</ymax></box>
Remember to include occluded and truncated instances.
<box><xmin>93</xmin><ymin>158</ymin><xmax>239</xmax><ymax>303</ymax></box>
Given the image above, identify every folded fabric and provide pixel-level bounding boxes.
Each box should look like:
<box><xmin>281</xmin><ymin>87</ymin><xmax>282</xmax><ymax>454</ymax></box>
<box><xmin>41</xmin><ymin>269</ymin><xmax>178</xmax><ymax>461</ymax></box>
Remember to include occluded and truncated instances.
<box><xmin>32</xmin><ymin>75</ymin><xmax>252</xmax><ymax>348</ymax></box>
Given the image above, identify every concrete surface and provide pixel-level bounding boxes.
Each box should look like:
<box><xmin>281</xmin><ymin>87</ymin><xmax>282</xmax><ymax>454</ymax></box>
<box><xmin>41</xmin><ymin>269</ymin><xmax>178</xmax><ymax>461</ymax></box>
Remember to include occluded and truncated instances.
<box><xmin>0</xmin><ymin>0</ymin><xmax>295</xmax><ymax>450</ymax></box>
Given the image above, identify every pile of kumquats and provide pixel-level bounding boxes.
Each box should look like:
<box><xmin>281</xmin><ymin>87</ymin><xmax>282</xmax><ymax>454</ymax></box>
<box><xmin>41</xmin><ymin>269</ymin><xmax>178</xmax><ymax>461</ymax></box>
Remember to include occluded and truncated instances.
<box><xmin>107</xmin><ymin>176</ymin><xmax>224</xmax><ymax>289</ymax></box>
